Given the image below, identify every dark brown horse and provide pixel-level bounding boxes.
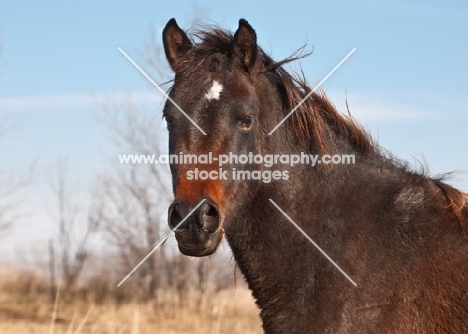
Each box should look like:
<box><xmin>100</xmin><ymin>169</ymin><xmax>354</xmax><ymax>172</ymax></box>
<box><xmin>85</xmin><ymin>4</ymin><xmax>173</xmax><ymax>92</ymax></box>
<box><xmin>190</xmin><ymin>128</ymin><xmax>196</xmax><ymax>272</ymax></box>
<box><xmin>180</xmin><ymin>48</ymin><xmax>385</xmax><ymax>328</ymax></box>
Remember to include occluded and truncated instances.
<box><xmin>162</xmin><ymin>18</ymin><xmax>468</xmax><ymax>333</ymax></box>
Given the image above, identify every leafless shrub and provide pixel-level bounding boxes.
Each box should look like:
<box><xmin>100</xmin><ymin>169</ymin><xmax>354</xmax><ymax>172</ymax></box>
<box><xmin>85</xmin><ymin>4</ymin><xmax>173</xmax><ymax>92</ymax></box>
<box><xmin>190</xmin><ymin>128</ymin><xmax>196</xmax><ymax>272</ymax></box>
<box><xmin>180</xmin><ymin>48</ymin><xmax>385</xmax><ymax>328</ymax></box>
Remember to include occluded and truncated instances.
<box><xmin>95</xmin><ymin>95</ymin><xmax>172</xmax><ymax>299</ymax></box>
<box><xmin>49</xmin><ymin>157</ymin><xmax>100</xmax><ymax>291</ymax></box>
<box><xmin>0</xmin><ymin>122</ymin><xmax>34</xmax><ymax>237</ymax></box>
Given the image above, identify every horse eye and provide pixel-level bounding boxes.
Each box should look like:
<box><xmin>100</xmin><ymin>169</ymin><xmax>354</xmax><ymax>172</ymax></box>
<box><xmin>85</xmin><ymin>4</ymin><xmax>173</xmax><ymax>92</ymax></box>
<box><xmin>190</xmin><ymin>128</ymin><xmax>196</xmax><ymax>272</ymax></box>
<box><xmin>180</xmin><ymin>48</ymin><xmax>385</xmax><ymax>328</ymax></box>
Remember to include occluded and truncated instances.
<box><xmin>164</xmin><ymin>115</ymin><xmax>174</xmax><ymax>126</ymax></box>
<box><xmin>240</xmin><ymin>115</ymin><xmax>254</xmax><ymax>129</ymax></box>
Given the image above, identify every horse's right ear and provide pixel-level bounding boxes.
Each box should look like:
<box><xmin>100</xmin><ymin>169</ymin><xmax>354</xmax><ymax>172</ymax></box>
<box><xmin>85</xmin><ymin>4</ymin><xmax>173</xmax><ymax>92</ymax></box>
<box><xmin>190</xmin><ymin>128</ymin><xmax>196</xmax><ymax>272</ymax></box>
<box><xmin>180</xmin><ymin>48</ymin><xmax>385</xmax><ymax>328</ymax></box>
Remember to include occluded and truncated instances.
<box><xmin>162</xmin><ymin>18</ymin><xmax>192</xmax><ymax>71</ymax></box>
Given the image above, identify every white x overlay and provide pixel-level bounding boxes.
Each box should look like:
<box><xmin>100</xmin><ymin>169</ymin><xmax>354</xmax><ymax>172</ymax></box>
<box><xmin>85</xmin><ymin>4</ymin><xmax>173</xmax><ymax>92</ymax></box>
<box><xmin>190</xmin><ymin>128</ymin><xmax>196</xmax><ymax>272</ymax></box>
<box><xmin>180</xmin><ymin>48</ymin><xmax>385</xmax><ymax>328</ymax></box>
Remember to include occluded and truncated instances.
<box><xmin>117</xmin><ymin>199</ymin><xmax>206</xmax><ymax>287</ymax></box>
<box><xmin>117</xmin><ymin>44</ymin><xmax>358</xmax><ymax>288</ymax></box>
<box><xmin>118</xmin><ymin>47</ymin><xmax>207</xmax><ymax>135</ymax></box>
<box><xmin>269</xmin><ymin>199</ymin><xmax>357</xmax><ymax>286</ymax></box>
<box><xmin>268</xmin><ymin>48</ymin><xmax>356</xmax><ymax>135</ymax></box>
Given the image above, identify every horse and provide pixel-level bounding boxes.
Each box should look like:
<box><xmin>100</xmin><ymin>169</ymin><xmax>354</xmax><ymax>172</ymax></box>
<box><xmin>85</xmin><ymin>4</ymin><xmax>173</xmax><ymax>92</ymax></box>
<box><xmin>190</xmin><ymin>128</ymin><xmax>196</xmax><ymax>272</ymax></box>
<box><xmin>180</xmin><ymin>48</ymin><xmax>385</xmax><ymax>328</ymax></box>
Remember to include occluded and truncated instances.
<box><xmin>162</xmin><ymin>18</ymin><xmax>468</xmax><ymax>333</ymax></box>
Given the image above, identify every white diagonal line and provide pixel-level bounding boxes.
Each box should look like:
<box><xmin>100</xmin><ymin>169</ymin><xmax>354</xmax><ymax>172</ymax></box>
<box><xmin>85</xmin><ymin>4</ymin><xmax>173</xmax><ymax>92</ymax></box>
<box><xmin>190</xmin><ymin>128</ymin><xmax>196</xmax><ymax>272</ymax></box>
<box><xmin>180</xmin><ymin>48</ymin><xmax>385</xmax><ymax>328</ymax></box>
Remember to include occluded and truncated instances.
<box><xmin>268</xmin><ymin>48</ymin><xmax>356</xmax><ymax>135</ymax></box>
<box><xmin>118</xmin><ymin>47</ymin><xmax>207</xmax><ymax>135</ymax></box>
<box><xmin>269</xmin><ymin>199</ymin><xmax>357</xmax><ymax>287</ymax></box>
<box><xmin>117</xmin><ymin>199</ymin><xmax>206</xmax><ymax>287</ymax></box>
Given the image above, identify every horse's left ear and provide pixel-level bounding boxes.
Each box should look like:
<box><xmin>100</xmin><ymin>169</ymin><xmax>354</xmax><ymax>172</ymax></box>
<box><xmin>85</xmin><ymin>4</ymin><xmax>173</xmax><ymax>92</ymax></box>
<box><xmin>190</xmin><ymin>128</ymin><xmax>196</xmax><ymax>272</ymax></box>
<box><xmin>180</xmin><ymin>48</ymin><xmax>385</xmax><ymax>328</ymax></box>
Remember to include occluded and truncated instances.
<box><xmin>233</xmin><ymin>19</ymin><xmax>257</xmax><ymax>71</ymax></box>
<box><xmin>162</xmin><ymin>18</ymin><xmax>193</xmax><ymax>71</ymax></box>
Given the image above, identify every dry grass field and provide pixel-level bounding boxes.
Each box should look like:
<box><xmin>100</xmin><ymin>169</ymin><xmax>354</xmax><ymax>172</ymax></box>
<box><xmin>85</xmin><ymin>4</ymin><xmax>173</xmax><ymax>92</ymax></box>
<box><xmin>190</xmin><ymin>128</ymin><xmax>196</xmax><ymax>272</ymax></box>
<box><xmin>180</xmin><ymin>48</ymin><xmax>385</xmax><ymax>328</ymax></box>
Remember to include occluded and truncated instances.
<box><xmin>0</xmin><ymin>267</ymin><xmax>262</xmax><ymax>334</ymax></box>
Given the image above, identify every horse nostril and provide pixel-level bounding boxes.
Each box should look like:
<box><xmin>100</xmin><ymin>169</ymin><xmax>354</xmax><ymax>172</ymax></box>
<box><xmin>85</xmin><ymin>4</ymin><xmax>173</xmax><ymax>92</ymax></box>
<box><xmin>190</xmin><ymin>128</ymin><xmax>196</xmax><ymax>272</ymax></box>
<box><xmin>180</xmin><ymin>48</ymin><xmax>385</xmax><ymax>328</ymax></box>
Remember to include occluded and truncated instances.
<box><xmin>199</xmin><ymin>202</ymin><xmax>220</xmax><ymax>233</ymax></box>
<box><xmin>204</xmin><ymin>204</ymin><xmax>219</xmax><ymax>217</ymax></box>
<box><xmin>168</xmin><ymin>203</ymin><xmax>184</xmax><ymax>229</ymax></box>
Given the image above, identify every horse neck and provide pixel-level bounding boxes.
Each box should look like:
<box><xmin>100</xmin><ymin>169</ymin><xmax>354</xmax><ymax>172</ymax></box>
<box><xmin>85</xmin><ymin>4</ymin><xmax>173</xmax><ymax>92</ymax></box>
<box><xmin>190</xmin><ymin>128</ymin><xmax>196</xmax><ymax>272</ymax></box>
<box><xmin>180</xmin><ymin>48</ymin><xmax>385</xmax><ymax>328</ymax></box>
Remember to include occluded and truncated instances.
<box><xmin>224</xmin><ymin>136</ymin><xmax>412</xmax><ymax>331</ymax></box>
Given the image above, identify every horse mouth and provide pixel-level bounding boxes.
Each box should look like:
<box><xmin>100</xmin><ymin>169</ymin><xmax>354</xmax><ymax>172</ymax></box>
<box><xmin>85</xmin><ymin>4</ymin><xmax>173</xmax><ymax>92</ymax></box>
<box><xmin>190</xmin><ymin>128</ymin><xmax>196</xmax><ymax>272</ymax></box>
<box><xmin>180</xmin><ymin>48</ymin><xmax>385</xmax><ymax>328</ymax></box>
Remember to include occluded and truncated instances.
<box><xmin>175</xmin><ymin>227</ymin><xmax>225</xmax><ymax>257</ymax></box>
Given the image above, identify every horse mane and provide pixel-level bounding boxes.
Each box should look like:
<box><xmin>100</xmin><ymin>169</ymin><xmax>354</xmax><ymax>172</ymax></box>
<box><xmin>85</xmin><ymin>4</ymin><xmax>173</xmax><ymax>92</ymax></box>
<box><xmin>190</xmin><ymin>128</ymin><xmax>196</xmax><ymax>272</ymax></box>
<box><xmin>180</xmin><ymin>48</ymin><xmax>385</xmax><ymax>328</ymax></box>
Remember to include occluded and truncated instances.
<box><xmin>180</xmin><ymin>24</ymin><xmax>467</xmax><ymax>218</ymax></box>
<box><xmin>274</xmin><ymin>67</ymin><xmax>376</xmax><ymax>155</ymax></box>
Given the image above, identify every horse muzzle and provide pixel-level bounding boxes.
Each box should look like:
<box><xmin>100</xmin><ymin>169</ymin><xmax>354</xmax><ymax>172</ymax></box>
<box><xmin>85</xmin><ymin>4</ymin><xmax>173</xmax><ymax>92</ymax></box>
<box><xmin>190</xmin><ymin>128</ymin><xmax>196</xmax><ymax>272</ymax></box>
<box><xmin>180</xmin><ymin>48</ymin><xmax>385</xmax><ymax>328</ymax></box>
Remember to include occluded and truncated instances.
<box><xmin>168</xmin><ymin>198</ymin><xmax>224</xmax><ymax>257</ymax></box>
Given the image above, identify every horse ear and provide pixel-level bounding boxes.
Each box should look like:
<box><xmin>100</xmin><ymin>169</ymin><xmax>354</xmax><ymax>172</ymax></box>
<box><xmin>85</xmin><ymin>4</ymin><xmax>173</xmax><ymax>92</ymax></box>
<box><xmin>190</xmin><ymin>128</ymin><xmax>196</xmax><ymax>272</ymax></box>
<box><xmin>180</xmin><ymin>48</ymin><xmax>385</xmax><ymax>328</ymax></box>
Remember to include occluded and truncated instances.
<box><xmin>233</xmin><ymin>19</ymin><xmax>257</xmax><ymax>71</ymax></box>
<box><xmin>162</xmin><ymin>18</ymin><xmax>193</xmax><ymax>71</ymax></box>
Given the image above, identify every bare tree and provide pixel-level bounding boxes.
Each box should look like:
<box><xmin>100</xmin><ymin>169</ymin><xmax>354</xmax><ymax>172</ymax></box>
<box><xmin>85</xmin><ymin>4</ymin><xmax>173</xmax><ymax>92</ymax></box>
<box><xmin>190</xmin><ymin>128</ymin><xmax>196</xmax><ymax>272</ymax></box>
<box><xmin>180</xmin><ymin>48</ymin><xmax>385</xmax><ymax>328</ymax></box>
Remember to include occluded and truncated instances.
<box><xmin>50</xmin><ymin>158</ymin><xmax>100</xmax><ymax>290</ymax></box>
<box><xmin>96</xmin><ymin>96</ymin><xmax>172</xmax><ymax>298</ymax></box>
<box><xmin>0</xmin><ymin>121</ymin><xmax>34</xmax><ymax>237</ymax></box>
<box><xmin>93</xmin><ymin>20</ymin><xmax>175</xmax><ymax>298</ymax></box>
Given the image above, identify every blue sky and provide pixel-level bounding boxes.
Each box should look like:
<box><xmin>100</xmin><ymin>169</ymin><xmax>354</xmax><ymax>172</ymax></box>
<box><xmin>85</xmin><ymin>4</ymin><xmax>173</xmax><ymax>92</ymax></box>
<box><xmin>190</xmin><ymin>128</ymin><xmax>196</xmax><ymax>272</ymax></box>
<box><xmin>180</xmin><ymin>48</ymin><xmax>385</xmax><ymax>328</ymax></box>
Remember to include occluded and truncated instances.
<box><xmin>0</xmin><ymin>0</ymin><xmax>467</xmax><ymax>256</ymax></box>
